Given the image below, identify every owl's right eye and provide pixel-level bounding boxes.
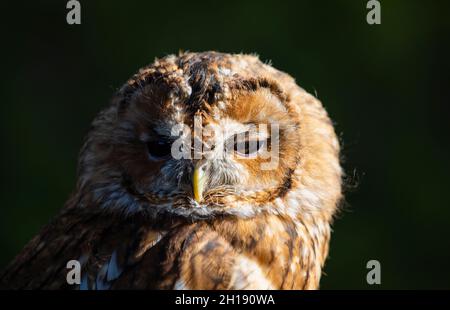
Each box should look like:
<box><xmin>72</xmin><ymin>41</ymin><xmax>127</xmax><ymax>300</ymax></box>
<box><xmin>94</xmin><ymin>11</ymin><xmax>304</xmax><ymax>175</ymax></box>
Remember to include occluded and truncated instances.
<box><xmin>146</xmin><ymin>140</ymin><xmax>172</xmax><ymax>161</ymax></box>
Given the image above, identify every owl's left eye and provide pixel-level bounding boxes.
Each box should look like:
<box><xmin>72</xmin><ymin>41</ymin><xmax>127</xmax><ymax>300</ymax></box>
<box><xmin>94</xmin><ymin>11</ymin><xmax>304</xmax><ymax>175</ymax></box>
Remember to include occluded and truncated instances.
<box><xmin>146</xmin><ymin>140</ymin><xmax>172</xmax><ymax>161</ymax></box>
<box><xmin>234</xmin><ymin>139</ymin><xmax>266</xmax><ymax>157</ymax></box>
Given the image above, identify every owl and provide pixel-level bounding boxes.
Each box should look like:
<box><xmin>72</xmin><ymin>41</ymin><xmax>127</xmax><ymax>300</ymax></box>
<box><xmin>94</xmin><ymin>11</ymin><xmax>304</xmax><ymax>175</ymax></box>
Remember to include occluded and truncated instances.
<box><xmin>0</xmin><ymin>51</ymin><xmax>342</xmax><ymax>290</ymax></box>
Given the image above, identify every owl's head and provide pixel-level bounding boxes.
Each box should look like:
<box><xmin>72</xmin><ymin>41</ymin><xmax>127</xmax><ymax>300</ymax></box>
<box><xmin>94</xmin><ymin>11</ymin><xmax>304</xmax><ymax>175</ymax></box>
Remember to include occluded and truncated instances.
<box><xmin>75</xmin><ymin>52</ymin><xmax>342</xmax><ymax>220</ymax></box>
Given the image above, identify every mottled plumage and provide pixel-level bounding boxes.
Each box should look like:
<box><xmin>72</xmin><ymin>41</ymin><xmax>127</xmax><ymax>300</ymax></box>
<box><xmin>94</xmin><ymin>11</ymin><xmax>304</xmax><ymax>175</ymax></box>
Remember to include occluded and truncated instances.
<box><xmin>0</xmin><ymin>51</ymin><xmax>342</xmax><ymax>289</ymax></box>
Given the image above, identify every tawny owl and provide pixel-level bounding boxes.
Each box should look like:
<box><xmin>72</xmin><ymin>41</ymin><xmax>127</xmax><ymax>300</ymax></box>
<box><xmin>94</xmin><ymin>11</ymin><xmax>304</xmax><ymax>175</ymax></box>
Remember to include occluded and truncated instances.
<box><xmin>0</xmin><ymin>51</ymin><xmax>342</xmax><ymax>290</ymax></box>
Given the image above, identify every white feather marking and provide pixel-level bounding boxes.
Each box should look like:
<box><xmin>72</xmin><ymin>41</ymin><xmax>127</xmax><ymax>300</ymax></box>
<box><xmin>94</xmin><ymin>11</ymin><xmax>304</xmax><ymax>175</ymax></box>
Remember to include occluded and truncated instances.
<box><xmin>231</xmin><ymin>255</ymin><xmax>275</xmax><ymax>290</ymax></box>
<box><xmin>106</xmin><ymin>250</ymin><xmax>122</xmax><ymax>282</ymax></box>
<box><xmin>174</xmin><ymin>278</ymin><xmax>190</xmax><ymax>290</ymax></box>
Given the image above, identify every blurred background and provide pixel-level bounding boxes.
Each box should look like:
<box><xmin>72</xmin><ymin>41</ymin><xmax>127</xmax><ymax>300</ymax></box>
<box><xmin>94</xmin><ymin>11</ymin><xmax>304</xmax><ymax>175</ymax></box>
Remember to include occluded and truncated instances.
<box><xmin>1</xmin><ymin>0</ymin><xmax>449</xmax><ymax>289</ymax></box>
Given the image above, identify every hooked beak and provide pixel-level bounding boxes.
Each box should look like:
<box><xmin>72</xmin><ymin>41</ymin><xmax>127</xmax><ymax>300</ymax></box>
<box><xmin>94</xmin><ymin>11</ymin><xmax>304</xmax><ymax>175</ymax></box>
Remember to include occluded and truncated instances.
<box><xmin>192</xmin><ymin>163</ymin><xmax>207</xmax><ymax>203</ymax></box>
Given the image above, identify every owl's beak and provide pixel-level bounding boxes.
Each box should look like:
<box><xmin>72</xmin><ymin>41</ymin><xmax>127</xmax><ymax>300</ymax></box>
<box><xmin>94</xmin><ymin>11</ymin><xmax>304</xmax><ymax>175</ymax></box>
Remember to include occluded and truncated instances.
<box><xmin>192</xmin><ymin>163</ymin><xmax>207</xmax><ymax>203</ymax></box>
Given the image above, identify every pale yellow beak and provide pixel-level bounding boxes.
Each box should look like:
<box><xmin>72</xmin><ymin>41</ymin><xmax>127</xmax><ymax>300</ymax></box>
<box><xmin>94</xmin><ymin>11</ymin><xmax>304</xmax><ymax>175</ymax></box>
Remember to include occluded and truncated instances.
<box><xmin>192</xmin><ymin>164</ymin><xmax>207</xmax><ymax>203</ymax></box>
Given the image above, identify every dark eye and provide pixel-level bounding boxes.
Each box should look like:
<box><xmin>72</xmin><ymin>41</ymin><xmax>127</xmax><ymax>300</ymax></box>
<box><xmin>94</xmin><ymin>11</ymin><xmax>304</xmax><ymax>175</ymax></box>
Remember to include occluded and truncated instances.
<box><xmin>147</xmin><ymin>140</ymin><xmax>172</xmax><ymax>161</ymax></box>
<box><xmin>234</xmin><ymin>138</ymin><xmax>265</xmax><ymax>157</ymax></box>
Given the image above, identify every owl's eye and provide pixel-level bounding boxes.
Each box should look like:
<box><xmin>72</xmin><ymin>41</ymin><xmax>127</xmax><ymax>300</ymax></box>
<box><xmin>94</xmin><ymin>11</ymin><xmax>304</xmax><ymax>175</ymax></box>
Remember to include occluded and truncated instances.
<box><xmin>147</xmin><ymin>140</ymin><xmax>172</xmax><ymax>161</ymax></box>
<box><xmin>234</xmin><ymin>139</ymin><xmax>266</xmax><ymax>157</ymax></box>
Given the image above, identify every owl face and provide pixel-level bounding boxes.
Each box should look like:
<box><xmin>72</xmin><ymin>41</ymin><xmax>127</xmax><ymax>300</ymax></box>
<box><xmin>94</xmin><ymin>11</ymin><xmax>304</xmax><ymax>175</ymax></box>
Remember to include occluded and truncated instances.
<box><xmin>76</xmin><ymin>52</ymin><xmax>336</xmax><ymax>220</ymax></box>
<box><xmin>107</xmin><ymin>80</ymin><xmax>300</xmax><ymax>215</ymax></box>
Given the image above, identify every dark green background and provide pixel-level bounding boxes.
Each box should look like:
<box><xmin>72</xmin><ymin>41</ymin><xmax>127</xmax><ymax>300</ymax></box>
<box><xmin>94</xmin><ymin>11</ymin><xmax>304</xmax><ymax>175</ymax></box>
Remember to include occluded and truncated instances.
<box><xmin>1</xmin><ymin>1</ymin><xmax>449</xmax><ymax>289</ymax></box>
